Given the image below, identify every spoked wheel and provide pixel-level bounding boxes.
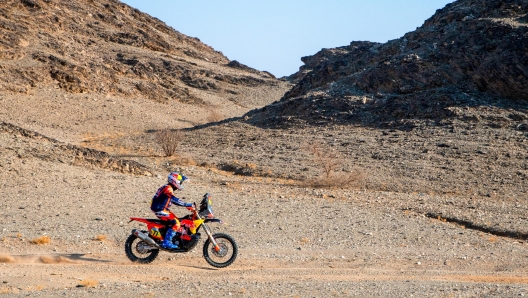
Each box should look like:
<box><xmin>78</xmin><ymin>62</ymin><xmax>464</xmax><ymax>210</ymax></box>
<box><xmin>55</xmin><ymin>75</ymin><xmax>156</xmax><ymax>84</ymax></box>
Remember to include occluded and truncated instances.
<box><xmin>124</xmin><ymin>233</ymin><xmax>159</xmax><ymax>264</ymax></box>
<box><xmin>203</xmin><ymin>233</ymin><xmax>238</xmax><ymax>268</ymax></box>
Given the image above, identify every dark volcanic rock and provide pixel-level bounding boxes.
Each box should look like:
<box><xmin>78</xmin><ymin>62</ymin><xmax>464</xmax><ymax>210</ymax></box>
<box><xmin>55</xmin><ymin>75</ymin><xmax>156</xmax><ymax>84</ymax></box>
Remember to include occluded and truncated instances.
<box><xmin>255</xmin><ymin>0</ymin><xmax>528</xmax><ymax>128</ymax></box>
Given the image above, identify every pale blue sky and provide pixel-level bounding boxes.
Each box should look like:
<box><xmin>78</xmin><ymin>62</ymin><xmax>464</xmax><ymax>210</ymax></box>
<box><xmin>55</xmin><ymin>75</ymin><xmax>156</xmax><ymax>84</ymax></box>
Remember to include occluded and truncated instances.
<box><xmin>120</xmin><ymin>0</ymin><xmax>454</xmax><ymax>77</ymax></box>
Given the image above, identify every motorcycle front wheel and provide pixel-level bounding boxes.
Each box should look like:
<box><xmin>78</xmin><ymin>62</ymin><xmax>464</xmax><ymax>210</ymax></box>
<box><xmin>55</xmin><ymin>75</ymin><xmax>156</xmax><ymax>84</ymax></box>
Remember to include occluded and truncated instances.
<box><xmin>124</xmin><ymin>233</ymin><xmax>160</xmax><ymax>264</ymax></box>
<box><xmin>203</xmin><ymin>233</ymin><xmax>238</xmax><ymax>268</ymax></box>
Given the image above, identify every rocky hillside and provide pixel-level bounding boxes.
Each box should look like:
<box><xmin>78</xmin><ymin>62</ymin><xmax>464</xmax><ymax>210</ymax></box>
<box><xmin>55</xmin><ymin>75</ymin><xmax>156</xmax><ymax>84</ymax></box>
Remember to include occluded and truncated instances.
<box><xmin>0</xmin><ymin>0</ymin><xmax>289</xmax><ymax>114</ymax></box>
<box><xmin>252</xmin><ymin>0</ymin><xmax>528</xmax><ymax>128</ymax></box>
<box><xmin>0</xmin><ymin>0</ymin><xmax>291</xmax><ymax>142</ymax></box>
<box><xmin>0</xmin><ymin>121</ymin><xmax>152</xmax><ymax>175</ymax></box>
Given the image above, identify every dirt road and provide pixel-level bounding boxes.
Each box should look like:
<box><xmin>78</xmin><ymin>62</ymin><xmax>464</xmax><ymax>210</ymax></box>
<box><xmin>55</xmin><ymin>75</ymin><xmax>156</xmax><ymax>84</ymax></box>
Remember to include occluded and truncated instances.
<box><xmin>1</xmin><ymin>250</ymin><xmax>527</xmax><ymax>297</ymax></box>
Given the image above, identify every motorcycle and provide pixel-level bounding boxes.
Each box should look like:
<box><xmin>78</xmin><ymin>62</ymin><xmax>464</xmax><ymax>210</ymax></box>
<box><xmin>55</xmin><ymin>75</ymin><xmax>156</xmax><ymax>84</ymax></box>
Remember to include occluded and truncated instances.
<box><xmin>125</xmin><ymin>193</ymin><xmax>238</xmax><ymax>268</ymax></box>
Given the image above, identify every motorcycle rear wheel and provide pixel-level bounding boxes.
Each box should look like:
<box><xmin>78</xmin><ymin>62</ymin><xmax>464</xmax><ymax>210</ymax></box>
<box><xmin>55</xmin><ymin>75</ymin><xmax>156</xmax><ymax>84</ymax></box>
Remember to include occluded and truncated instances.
<box><xmin>124</xmin><ymin>233</ymin><xmax>159</xmax><ymax>264</ymax></box>
<box><xmin>203</xmin><ymin>233</ymin><xmax>238</xmax><ymax>268</ymax></box>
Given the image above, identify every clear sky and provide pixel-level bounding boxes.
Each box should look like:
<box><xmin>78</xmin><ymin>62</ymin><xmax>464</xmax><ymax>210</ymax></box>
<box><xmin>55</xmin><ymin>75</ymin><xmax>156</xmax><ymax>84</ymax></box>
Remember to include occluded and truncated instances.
<box><xmin>120</xmin><ymin>0</ymin><xmax>454</xmax><ymax>78</ymax></box>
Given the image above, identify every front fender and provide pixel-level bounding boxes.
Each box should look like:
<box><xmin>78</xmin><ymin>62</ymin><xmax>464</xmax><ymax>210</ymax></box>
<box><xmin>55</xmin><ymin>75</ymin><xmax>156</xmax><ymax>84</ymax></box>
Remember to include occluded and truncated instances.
<box><xmin>204</xmin><ymin>218</ymin><xmax>224</xmax><ymax>224</ymax></box>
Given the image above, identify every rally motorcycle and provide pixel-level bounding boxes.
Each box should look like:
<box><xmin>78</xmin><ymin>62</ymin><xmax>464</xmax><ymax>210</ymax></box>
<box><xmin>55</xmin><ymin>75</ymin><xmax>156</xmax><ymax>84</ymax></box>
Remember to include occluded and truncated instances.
<box><xmin>125</xmin><ymin>193</ymin><xmax>238</xmax><ymax>268</ymax></box>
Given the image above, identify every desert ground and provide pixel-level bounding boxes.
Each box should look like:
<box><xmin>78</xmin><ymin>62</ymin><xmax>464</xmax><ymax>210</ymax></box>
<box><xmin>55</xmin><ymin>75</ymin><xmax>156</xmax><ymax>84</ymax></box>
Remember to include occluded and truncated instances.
<box><xmin>0</xmin><ymin>119</ymin><xmax>527</xmax><ymax>297</ymax></box>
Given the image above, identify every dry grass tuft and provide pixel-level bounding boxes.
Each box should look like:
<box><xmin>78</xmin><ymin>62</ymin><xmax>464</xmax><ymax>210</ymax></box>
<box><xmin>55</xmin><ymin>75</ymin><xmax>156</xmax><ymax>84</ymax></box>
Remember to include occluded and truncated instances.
<box><xmin>94</xmin><ymin>234</ymin><xmax>107</xmax><ymax>241</ymax></box>
<box><xmin>488</xmin><ymin>236</ymin><xmax>499</xmax><ymax>243</ymax></box>
<box><xmin>77</xmin><ymin>279</ymin><xmax>98</xmax><ymax>288</ymax></box>
<box><xmin>30</xmin><ymin>236</ymin><xmax>50</xmax><ymax>245</ymax></box>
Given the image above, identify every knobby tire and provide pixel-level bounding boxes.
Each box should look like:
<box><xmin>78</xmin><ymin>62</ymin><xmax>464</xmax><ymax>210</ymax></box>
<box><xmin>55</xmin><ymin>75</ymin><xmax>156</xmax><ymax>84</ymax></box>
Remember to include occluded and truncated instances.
<box><xmin>203</xmin><ymin>233</ymin><xmax>238</xmax><ymax>268</ymax></box>
<box><xmin>124</xmin><ymin>233</ymin><xmax>159</xmax><ymax>264</ymax></box>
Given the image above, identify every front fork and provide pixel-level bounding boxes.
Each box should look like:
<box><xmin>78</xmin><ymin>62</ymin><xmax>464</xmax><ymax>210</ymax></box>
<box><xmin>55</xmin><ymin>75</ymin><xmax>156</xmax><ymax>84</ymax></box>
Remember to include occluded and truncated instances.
<box><xmin>196</xmin><ymin>213</ymin><xmax>220</xmax><ymax>251</ymax></box>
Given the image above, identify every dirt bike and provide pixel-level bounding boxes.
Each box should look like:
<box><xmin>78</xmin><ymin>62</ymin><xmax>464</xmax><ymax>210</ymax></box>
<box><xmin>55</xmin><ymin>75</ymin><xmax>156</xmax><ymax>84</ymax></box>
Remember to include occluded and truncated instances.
<box><xmin>124</xmin><ymin>193</ymin><xmax>238</xmax><ymax>268</ymax></box>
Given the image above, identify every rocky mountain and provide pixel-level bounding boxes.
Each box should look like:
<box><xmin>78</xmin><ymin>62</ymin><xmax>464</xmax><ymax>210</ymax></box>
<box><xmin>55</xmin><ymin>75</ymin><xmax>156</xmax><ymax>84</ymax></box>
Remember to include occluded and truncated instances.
<box><xmin>251</xmin><ymin>0</ymin><xmax>528</xmax><ymax>128</ymax></box>
<box><xmin>0</xmin><ymin>0</ymin><xmax>290</xmax><ymax>141</ymax></box>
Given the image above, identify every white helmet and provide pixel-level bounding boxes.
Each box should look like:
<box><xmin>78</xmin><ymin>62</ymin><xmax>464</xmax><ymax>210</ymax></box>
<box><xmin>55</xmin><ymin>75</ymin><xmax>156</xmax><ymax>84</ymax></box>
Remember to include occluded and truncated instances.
<box><xmin>168</xmin><ymin>172</ymin><xmax>187</xmax><ymax>190</ymax></box>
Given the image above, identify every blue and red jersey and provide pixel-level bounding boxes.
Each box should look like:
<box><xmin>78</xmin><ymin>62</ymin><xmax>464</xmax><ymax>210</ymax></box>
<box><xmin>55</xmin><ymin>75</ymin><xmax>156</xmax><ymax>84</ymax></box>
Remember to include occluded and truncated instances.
<box><xmin>150</xmin><ymin>184</ymin><xmax>191</xmax><ymax>212</ymax></box>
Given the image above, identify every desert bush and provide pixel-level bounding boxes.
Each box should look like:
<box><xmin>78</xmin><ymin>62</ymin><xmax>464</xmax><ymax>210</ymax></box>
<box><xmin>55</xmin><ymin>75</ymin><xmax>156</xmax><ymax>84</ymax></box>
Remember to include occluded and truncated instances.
<box><xmin>155</xmin><ymin>129</ymin><xmax>182</xmax><ymax>157</ymax></box>
<box><xmin>30</xmin><ymin>235</ymin><xmax>50</xmax><ymax>245</ymax></box>
<box><xmin>304</xmin><ymin>141</ymin><xmax>365</xmax><ymax>189</ymax></box>
<box><xmin>308</xmin><ymin>142</ymin><xmax>340</xmax><ymax>179</ymax></box>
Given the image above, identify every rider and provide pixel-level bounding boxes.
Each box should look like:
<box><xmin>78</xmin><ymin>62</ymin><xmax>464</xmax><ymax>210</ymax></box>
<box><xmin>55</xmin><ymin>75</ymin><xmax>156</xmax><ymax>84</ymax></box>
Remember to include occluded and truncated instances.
<box><xmin>151</xmin><ymin>172</ymin><xmax>195</xmax><ymax>249</ymax></box>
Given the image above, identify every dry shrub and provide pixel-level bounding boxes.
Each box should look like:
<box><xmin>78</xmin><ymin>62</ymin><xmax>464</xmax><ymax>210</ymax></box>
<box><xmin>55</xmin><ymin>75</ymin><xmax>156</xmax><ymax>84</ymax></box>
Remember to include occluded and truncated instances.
<box><xmin>94</xmin><ymin>234</ymin><xmax>107</xmax><ymax>241</ymax></box>
<box><xmin>155</xmin><ymin>129</ymin><xmax>182</xmax><ymax>157</ymax></box>
<box><xmin>77</xmin><ymin>279</ymin><xmax>98</xmax><ymax>288</ymax></box>
<box><xmin>300</xmin><ymin>237</ymin><xmax>310</xmax><ymax>244</ymax></box>
<box><xmin>488</xmin><ymin>236</ymin><xmax>499</xmax><ymax>243</ymax></box>
<box><xmin>309</xmin><ymin>142</ymin><xmax>339</xmax><ymax>178</ymax></box>
<box><xmin>304</xmin><ymin>141</ymin><xmax>365</xmax><ymax>189</ymax></box>
<box><xmin>206</xmin><ymin>107</ymin><xmax>224</xmax><ymax>123</ymax></box>
<box><xmin>30</xmin><ymin>236</ymin><xmax>50</xmax><ymax>245</ymax></box>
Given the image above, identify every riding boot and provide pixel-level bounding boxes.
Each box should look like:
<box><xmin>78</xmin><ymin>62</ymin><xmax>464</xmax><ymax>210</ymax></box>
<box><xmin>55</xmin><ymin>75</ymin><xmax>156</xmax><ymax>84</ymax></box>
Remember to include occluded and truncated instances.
<box><xmin>161</xmin><ymin>229</ymin><xmax>179</xmax><ymax>249</ymax></box>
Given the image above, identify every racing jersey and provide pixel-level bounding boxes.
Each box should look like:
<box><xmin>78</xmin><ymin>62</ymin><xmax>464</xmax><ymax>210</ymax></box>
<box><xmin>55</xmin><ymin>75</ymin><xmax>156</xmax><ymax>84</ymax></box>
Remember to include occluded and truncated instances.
<box><xmin>150</xmin><ymin>184</ymin><xmax>191</xmax><ymax>212</ymax></box>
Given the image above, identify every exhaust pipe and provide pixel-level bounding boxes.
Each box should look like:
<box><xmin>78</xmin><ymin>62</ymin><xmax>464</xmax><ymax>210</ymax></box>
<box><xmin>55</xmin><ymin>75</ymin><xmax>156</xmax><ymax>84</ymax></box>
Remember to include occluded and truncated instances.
<box><xmin>132</xmin><ymin>229</ymin><xmax>160</xmax><ymax>248</ymax></box>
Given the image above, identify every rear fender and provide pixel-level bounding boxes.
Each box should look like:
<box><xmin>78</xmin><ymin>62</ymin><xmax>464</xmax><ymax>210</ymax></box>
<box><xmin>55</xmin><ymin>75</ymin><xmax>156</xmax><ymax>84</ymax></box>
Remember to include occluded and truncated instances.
<box><xmin>129</xmin><ymin>217</ymin><xmax>155</xmax><ymax>224</ymax></box>
<box><xmin>130</xmin><ymin>218</ymin><xmax>166</xmax><ymax>239</ymax></box>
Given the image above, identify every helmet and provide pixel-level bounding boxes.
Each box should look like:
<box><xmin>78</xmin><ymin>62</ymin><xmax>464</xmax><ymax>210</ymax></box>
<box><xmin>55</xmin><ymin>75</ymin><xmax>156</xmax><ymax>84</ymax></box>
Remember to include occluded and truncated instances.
<box><xmin>168</xmin><ymin>172</ymin><xmax>187</xmax><ymax>190</ymax></box>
